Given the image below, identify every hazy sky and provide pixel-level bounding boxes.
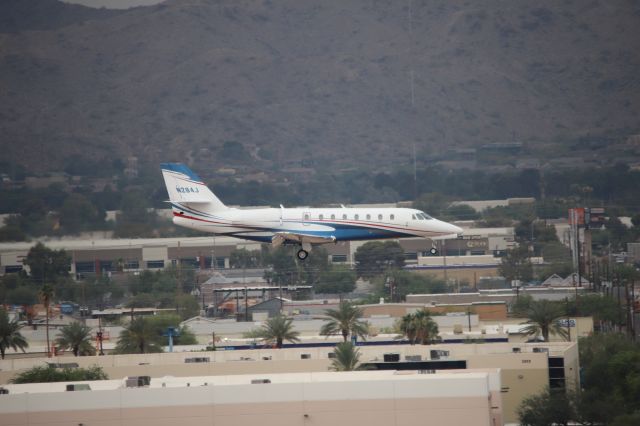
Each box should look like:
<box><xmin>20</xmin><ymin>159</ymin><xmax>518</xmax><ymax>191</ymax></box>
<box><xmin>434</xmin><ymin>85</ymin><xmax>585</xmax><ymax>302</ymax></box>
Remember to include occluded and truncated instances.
<box><xmin>61</xmin><ymin>0</ymin><xmax>165</xmax><ymax>9</ymax></box>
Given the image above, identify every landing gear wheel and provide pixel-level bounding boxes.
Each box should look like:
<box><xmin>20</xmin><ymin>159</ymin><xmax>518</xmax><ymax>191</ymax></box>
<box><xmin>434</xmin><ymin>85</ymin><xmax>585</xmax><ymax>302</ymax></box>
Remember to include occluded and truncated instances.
<box><xmin>429</xmin><ymin>247</ymin><xmax>438</xmax><ymax>255</ymax></box>
<box><xmin>296</xmin><ymin>249</ymin><xmax>309</xmax><ymax>260</ymax></box>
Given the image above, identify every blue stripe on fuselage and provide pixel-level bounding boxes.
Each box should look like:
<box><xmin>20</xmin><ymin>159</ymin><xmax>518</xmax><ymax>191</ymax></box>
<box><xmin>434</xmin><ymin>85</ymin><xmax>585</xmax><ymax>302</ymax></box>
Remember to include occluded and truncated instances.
<box><xmin>231</xmin><ymin>226</ymin><xmax>413</xmax><ymax>243</ymax></box>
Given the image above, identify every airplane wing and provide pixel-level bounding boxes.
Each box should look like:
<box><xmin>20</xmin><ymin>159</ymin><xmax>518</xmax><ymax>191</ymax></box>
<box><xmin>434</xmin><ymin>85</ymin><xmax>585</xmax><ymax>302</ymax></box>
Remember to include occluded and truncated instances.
<box><xmin>271</xmin><ymin>232</ymin><xmax>336</xmax><ymax>247</ymax></box>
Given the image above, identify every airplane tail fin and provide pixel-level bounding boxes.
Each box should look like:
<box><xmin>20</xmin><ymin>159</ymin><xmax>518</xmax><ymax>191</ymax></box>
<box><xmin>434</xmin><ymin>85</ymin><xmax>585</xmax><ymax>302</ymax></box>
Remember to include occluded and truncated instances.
<box><xmin>160</xmin><ymin>163</ymin><xmax>228</xmax><ymax>211</ymax></box>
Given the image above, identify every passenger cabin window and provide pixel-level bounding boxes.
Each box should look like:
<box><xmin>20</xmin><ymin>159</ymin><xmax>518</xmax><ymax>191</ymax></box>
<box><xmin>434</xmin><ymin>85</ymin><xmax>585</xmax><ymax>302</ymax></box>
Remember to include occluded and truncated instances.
<box><xmin>390</xmin><ymin>214</ymin><xmax>395</xmax><ymax>220</ymax></box>
<box><xmin>319</xmin><ymin>214</ymin><xmax>324</xmax><ymax>220</ymax></box>
<box><xmin>304</xmin><ymin>214</ymin><xmax>309</xmax><ymax>220</ymax></box>
<box><xmin>378</xmin><ymin>214</ymin><xmax>383</xmax><ymax>220</ymax></box>
<box><xmin>355</xmin><ymin>214</ymin><xmax>359</xmax><ymax>220</ymax></box>
<box><xmin>331</xmin><ymin>214</ymin><xmax>335</xmax><ymax>220</ymax></box>
<box><xmin>366</xmin><ymin>214</ymin><xmax>371</xmax><ymax>220</ymax></box>
<box><xmin>342</xmin><ymin>214</ymin><xmax>347</xmax><ymax>220</ymax></box>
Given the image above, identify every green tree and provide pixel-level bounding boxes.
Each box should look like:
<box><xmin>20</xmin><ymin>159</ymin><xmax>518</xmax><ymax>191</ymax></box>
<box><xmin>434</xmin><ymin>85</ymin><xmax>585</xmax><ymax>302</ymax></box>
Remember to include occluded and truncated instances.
<box><xmin>299</xmin><ymin>247</ymin><xmax>330</xmax><ymax>286</ymax></box>
<box><xmin>498</xmin><ymin>246</ymin><xmax>533</xmax><ymax>283</ymax></box>
<box><xmin>577</xmin><ymin>334</ymin><xmax>640</xmax><ymax>424</ymax></box>
<box><xmin>320</xmin><ymin>301</ymin><xmax>369</xmax><ymax>342</ymax></box>
<box><xmin>114</xmin><ymin>317</ymin><xmax>163</xmax><ymax>354</ymax></box>
<box><xmin>521</xmin><ymin>300</ymin><xmax>569</xmax><ymax>342</ymax></box>
<box><xmin>10</xmin><ymin>365</ymin><xmax>108</xmax><ymax>384</ymax></box>
<box><xmin>246</xmin><ymin>315</ymin><xmax>300</xmax><ymax>348</ymax></box>
<box><xmin>263</xmin><ymin>247</ymin><xmax>299</xmax><ymax>286</ymax></box>
<box><xmin>316</xmin><ymin>266</ymin><xmax>357</xmax><ymax>294</ymax></box>
<box><xmin>354</xmin><ymin>241</ymin><xmax>405</xmax><ymax>278</ymax></box>
<box><xmin>5</xmin><ymin>285</ymin><xmax>38</xmax><ymax>305</ymax></box>
<box><xmin>517</xmin><ymin>387</ymin><xmax>577</xmax><ymax>426</ymax></box>
<box><xmin>229</xmin><ymin>248</ymin><xmax>263</xmax><ymax>268</ymax></box>
<box><xmin>510</xmin><ymin>294</ymin><xmax>534</xmax><ymax>318</ymax></box>
<box><xmin>387</xmin><ymin>270</ymin><xmax>447</xmax><ymax>301</ymax></box>
<box><xmin>329</xmin><ymin>342</ymin><xmax>361</xmax><ymax>371</ymax></box>
<box><xmin>55</xmin><ymin>322</ymin><xmax>96</xmax><ymax>356</ymax></box>
<box><xmin>174</xmin><ymin>294</ymin><xmax>200</xmax><ymax>320</ymax></box>
<box><xmin>58</xmin><ymin>193</ymin><xmax>104</xmax><ymax>234</ymax></box>
<box><xmin>0</xmin><ymin>307</ymin><xmax>28</xmax><ymax>359</ymax></box>
<box><xmin>24</xmin><ymin>242</ymin><xmax>71</xmax><ymax>283</ymax></box>
<box><xmin>145</xmin><ymin>314</ymin><xmax>197</xmax><ymax>345</ymax></box>
<box><xmin>39</xmin><ymin>283</ymin><xmax>54</xmax><ymax>357</ymax></box>
<box><xmin>397</xmin><ymin>309</ymin><xmax>439</xmax><ymax>345</ymax></box>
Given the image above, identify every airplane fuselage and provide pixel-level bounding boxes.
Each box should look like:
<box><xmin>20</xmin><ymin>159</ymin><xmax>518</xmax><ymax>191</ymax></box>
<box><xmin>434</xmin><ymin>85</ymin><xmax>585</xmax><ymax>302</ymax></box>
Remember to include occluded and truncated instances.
<box><xmin>171</xmin><ymin>203</ymin><xmax>461</xmax><ymax>243</ymax></box>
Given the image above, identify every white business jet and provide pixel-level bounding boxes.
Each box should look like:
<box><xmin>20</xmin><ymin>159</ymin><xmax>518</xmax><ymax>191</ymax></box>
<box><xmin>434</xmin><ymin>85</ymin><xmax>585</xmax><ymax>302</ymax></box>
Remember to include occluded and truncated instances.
<box><xmin>161</xmin><ymin>163</ymin><xmax>463</xmax><ymax>260</ymax></box>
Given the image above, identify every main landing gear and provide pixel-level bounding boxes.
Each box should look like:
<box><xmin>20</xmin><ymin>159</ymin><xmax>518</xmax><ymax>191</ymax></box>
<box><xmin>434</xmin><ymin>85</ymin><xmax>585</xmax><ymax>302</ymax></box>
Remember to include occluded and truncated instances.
<box><xmin>429</xmin><ymin>247</ymin><xmax>438</xmax><ymax>255</ymax></box>
<box><xmin>296</xmin><ymin>249</ymin><xmax>309</xmax><ymax>260</ymax></box>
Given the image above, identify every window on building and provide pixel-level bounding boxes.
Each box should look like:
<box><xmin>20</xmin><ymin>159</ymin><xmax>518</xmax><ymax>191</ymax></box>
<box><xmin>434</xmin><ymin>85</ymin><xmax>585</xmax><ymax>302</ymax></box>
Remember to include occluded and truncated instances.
<box><xmin>331</xmin><ymin>254</ymin><xmax>347</xmax><ymax>263</ymax></box>
<box><xmin>404</xmin><ymin>252</ymin><xmax>418</xmax><ymax>260</ymax></box>
<box><xmin>146</xmin><ymin>260</ymin><xmax>165</xmax><ymax>269</ymax></box>
<box><xmin>99</xmin><ymin>261</ymin><xmax>112</xmax><ymax>272</ymax></box>
<box><xmin>124</xmin><ymin>260</ymin><xmax>140</xmax><ymax>270</ymax></box>
<box><xmin>470</xmin><ymin>250</ymin><xmax>485</xmax><ymax>256</ymax></box>
<box><xmin>75</xmin><ymin>262</ymin><xmax>95</xmax><ymax>273</ymax></box>
<box><xmin>4</xmin><ymin>265</ymin><xmax>23</xmax><ymax>274</ymax></box>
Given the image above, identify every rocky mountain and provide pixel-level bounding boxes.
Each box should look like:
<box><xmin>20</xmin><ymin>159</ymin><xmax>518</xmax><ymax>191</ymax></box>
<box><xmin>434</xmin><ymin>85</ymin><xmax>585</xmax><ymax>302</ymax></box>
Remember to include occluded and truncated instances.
<box><xmin>1</xmin><ymin>0</ymin><xmax>639</xmax><ymax>174</ymax></box>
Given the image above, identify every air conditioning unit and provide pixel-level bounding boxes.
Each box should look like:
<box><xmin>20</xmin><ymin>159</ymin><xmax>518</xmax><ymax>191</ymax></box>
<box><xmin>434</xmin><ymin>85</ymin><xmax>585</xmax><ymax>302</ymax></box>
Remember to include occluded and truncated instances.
<box><xmin>430</xmin><ymin>350</ymin><xmax>450</xmax><ymax>360</ymax></box>
<box><xmin>125</xmin><ymin>376</ymin><xmax>151</xmax><ymax>388</ymax></box>
<box><xmin>66</xmin><ymin>384</ymin><xmax>91</xmax><ymax>391</ymax></box>
<box><xmin>328</xmin><ymin>352</ymin><xmax>337</xmax><ymax>359</ymax></box>
<box><xmin>185</xmin><ymin>357</ymin><xmax>210</xmax><ymax>363</ymax></box>
<box><xmin>383</xmin><ymin>353</ymin><xmax>400</xmax><ymax>362</ymax></box>
<box><xmin>453</xmin><ymin>324</ymin><xmax>463</xmax><ymax>334</ymax></box>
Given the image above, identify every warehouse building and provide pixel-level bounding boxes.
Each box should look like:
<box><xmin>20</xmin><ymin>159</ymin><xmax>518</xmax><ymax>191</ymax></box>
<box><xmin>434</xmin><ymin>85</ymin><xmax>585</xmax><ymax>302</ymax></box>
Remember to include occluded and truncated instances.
<box><xmin>0</xmin><ymin>341</ymin><xmax>578</xmax><ymax>424</ymax></box>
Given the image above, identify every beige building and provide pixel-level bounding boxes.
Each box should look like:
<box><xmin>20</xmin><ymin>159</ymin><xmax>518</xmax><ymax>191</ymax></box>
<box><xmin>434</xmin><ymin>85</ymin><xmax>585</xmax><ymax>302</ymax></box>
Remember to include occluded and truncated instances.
<box><xmin>1</xmin><ymin>370</ymin><xmax>502</xmax><ymax>426</ymax></box>
<box><xmin>0</xmin><ymin>342</ymin><xmax>578</xmax><ymax>424</ymax></box>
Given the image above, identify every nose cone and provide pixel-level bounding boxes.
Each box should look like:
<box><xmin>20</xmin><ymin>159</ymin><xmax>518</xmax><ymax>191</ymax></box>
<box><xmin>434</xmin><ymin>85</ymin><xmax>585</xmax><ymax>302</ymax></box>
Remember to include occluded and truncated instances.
<box><xmin>435</xmin><ymin>220</ymin><xmax>463</xmax><ymax>236</ymax></box>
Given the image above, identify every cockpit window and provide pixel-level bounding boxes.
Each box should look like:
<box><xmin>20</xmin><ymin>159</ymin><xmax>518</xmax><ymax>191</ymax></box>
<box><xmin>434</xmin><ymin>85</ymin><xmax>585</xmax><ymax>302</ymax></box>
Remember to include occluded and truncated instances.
<box><xmin>412</xmin><ymin>214</ymin><xmax>417</xmax><ymax>220</ymax></box>
<box><xmin>419</xmin><ymin>212</ymin><xmax>433</xmax><ymax>220</ymax></box>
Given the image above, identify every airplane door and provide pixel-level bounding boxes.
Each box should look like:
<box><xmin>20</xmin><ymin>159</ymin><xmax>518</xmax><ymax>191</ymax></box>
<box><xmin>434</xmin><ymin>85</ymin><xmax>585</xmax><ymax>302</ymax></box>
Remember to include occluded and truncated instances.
<box><xmin>303</xmin><ymin>211</ymin><xmax>310</xmax><ymax>226</ymax></box>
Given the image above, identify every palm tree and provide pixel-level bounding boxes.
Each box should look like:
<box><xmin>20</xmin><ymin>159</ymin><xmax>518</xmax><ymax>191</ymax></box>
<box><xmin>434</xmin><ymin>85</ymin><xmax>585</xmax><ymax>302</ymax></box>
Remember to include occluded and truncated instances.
<box><xmin>320</xmin><ymin>301</ymin><xmax>369</xmax><ymax>342</ymax></box>
<box><xmin>0</xmin><ymin>308</ymin><xmax>28</xmax><ymax>359</ymax></box>
<box><xmin>521</xmin><ymin>300</ymin><xmax>569</xmax><ymax>342</ymax></box>
<box><xmin>397</xmin><ymin>309</ymin><xmax>439</xmax><ymax>345</ymax></box>
<box><xmin>330</xmin><ymin>342</ymin><xmax>361</xmax><ymax>371</ymax></box>
<box><xmin>251</xmin><ymin>315</ymin><xmax>300</xmax><ymax>348</ymax></box>
<box><xmin>39</xmin><ymin>284</ymin><xmax>54</xmax><ymax>357</ymax></box>
<box><xmin>56</xmin><ymin>322</ymin><xmax>96</xmax><ymax>356</ymax></box>
<box><xmin>115</xmin><ymin>317</ymin><xmax>162</xmax><ymax>354</ymax></box>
